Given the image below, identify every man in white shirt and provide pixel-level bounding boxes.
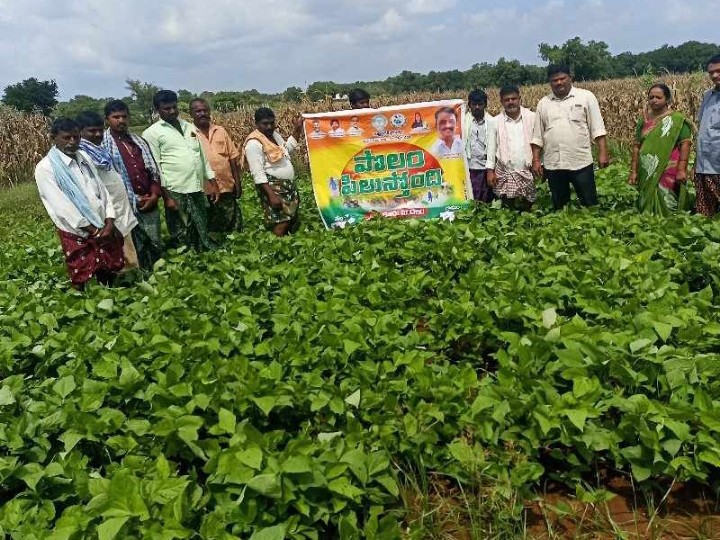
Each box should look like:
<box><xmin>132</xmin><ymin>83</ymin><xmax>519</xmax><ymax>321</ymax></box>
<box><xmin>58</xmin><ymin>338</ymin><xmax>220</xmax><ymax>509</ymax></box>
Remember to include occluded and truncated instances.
<box><xmin>431</xmin><ymin>107</ymin><xmax>464</xmax><ymax>157</ymax></box>
<box><xmin>35</xmin><ymin>118</ymin><xmax>125</xmax><ymax>289</ymax></box>
<box><xmin>462</xmin><ymin>89</ymin><xmax>495</xmax><ymax>202</ymax></box>
<box><xmin>243</xmin><ymin>107</ymin><xmax>303</xmax><ymax>236</ymax></box>
<box><xmin>486</xmin><ymin>86</ymin><xmax>536</xmax><ymax>211</ymax></box>
<box><xmin>309</xmin><ymin>120</ymin><xmax>326</xmax><ymax>139</ymax></box>
<box><xmin>347</xmin><ymin>116</ymin><xmax>363</xmax><ymax>136</ymax></box>
<box><xmin>329</xmin><ymin>119</ymin><xmax>345</xmax><ymax>137</ymax></box>
<box><xmin>76</xmin><ymin>111</ymin><xmax>140</xmax><ymax>270</ymax></box>
<box><xmin>531</xmin><ymin>64</ymin><xmax>609</xmax><ymax>209</ymax></box>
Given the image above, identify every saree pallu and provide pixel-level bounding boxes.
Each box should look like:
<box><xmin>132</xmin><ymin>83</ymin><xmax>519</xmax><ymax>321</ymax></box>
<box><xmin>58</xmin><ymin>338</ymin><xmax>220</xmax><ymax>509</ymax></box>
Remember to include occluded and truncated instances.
<box><xmin>636</xmin><ymin>112</ymin><xmax>693</xmax><ymax>215</ymax></box>
<box><xmin>58</xmin><ymin>229</ymin><xmax>125</xmax><ymax>286</ymax></box>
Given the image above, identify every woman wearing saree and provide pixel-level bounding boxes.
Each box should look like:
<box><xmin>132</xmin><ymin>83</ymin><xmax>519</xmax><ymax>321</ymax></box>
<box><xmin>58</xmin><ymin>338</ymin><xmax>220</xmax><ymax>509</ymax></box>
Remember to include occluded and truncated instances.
<box><xmin>628</xmin><ymin>83</ymin><xmax>693</xmax><ymax>215</ymax></box>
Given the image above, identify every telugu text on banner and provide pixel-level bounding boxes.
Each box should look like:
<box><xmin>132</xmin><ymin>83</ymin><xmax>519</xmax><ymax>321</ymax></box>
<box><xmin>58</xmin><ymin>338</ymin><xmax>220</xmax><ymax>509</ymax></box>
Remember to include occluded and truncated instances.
<box><xmin>303</xmin><ymin>100</ymin><xmax>471</xmax><ymax>229</ymax></box>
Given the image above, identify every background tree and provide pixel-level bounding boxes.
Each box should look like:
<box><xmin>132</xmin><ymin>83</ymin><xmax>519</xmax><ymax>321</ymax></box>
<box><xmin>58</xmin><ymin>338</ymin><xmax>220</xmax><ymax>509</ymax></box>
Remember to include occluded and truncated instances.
<box><xmin>539</xmin><ymin>37</ymin><xmax>613</xmax><ymax>80</ymax></box>
<box><xmin>282</xmin><ymin>86</ymin><xmax>304</xmax><ymax>103</ymax></box>
<box><xmin>53</xmin><ymin>95</ymin><xmax>108</xmax><ymax>119</ymax></box>
<box><xmin>125</xmin><ymin>79</ymin><xmax>161</xmax><ymax>123</ymax></box>
<box><xmin>2</xmin><ymin>78</ymin><xmax>59</xmax><ymax>115</ymax></box>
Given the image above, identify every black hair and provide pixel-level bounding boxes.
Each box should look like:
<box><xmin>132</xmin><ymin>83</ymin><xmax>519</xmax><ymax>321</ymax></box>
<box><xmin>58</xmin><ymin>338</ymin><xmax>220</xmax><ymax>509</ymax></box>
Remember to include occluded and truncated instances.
<box><xmin>348</xmin><ymin>88</ymin><xmax>370</xmax><ymax>106</ymax></box>
<box><xmin>51</xmin><ymin>117</ymin><xmax>79</xmax><ymax>135</ymax></box>
<box><xmin>707</xmin><ymin>54</ymin><xmax>720</xmax><ymax>68</ymax></box>
<box><xmin>648</xmin><ymin>83</ymin><xmax>672</xmax><ymax>102</ymax></box>
<box><xmin>468</xmin><ymin>89</ymin><xmax>488</xmax><ymax>105</ymax></box>
<box><xmin>76</xmin><ymin>111</ymin><xmax>105</xmax><ymax>130</ymax></box>
<box><xmin>153</xmin><ymin>90</ymin><xmax>178</xmax><ymax>109</ymax></box>
<box><xmin>499</xmin><ymin>85</ymin><xmax>521</xmax><ymax>98</ymax></box>
<box><xmin>547</xmin><ymin>64</ymin><xmax>572</xmax><ymax>78</ymax></box>
<box><xmin>434</xmin><ymin>106</ymin><xmax>457</xmax><ymax>121</ymax></box>
<box><xmin>189</xmin><ymin>97</ymin><xmax>210</xmax><ymax>109</ymax></box>
<box><xmin>104</xmin><ymin>99</ymin><xmax>129</xmax><ymax>117</ymax></box>
<box><xmin>254</xmin><ymin>107</ymin><xmax>275</xmax><ymax>123</ymax></box>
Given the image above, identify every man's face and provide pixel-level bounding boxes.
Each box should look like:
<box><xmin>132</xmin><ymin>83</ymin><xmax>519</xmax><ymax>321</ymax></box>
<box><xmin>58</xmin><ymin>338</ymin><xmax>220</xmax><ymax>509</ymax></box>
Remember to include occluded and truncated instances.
<box><xmin>501</xmin><ymin>93</ymin><xmax>521</xmax><ymax>116</ymax></box>
<box><xmin>351</xmin><ymin>117</ymin><xmax>359</xmax><ymax>128</ymax></box>
<box><xmin>158</xmin><ymin>101</ymin><xmax>179</xmax><ymax>123</ymax></box>
<box><xmin>331</xmin><ymin>120</ymin><xmax>339</xmax><ymax>130</ymax></box>
<box><xmin>257</xmin><ymin>117</ymin><xmax>276</xmax><ymax>138</ymax></box>
<box><xmin>54</xmin><ymin>129</ymin><xmax>80</xmax><ymax>157</ymax></box>
<box><xmin>191</xmin><ymin>101</ymin><xmax>211</xmax><ymax>129</ymax></box>
<box><xmin>550</xmin><ymin>73</ymin><xmax>572</xmax><ymax>97</ymax></box>
<box><xmin>469</xmin><ymin>101</ymin><xmax>486</xmax><ymax>119</ymax></box>
<box><xmin>106</xmin><ymin>110</ymin><xmax>129</xmax><ymax>134</ymax></box>
<box><xmin>312</xmin><ymin>120</ymin><xmax>321</xmax><ymax>132</ymax></box>
<box><xmin>351</xmin><ymin>98</ymin><xmax>370</xmax><ymax>109</ymax></box>
<box><xmin>80</xmin><ymin>125</ymin><xmax>105</xmax><ymax>146</ymax></box>
<box><xmin>436</xmin><ymin>112</ymin><xmax>456</xmax><ymax>141</ymax></box>
<box><xmin>709</xmin><ymin>62</ymin><xmax>720</xmax><ymax>88</ymax></box>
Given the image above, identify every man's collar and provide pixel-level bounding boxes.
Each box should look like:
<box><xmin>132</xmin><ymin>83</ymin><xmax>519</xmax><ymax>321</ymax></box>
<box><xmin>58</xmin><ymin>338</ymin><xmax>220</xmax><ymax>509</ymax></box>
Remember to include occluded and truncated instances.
<box><xmin>55</xmin><ymin>148</ymin><xmax>85</xmax><ymax>165</ymax></box>
<box><xmin>551</xmin><ymin>86</ymin><xmax>576</xmax><ymax>100</ymax></box>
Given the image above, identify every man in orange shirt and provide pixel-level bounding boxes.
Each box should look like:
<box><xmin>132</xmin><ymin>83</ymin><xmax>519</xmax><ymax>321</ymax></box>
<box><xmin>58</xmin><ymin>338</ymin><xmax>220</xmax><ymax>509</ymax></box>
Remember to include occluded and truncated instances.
<box><xmin>190</xmin><ymin>98</ymin><xmax>243</xmax><ymax>234</ymax></box>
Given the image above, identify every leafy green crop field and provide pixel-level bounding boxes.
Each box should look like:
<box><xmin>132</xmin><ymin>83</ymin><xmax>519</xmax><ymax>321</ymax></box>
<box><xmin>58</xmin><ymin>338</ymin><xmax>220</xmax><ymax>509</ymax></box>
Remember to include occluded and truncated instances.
<box><xmin>1</xmin><ymin>166</ymin><xmax>720</xmax><ymax>539</ymax></box>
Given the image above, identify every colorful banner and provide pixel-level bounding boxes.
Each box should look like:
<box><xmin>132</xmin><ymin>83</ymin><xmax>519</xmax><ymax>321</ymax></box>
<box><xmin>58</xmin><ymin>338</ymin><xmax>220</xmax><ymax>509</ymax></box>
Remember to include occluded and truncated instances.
<box><xmin>303</xmin><ymin>100</ymin><xmax>471</xmax><ymax>229</ymax></box>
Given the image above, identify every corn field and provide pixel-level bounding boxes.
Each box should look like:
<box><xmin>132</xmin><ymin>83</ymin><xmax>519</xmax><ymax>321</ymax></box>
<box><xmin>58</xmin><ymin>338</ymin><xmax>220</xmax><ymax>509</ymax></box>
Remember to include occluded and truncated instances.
<box><xmin>0</xmin><ymin>73</ymin><xmax>712</xmax><ymax>188</ymax></box>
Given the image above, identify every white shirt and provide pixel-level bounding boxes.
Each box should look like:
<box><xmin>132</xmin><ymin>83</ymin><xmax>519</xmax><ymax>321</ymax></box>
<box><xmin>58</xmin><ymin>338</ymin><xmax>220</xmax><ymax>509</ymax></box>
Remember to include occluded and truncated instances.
<box><xmin>329</xmin><ymin>127</ymin><xmax>345</xmax><ymax>137</ymax></box>
<box><xmin>432</xmin><ymin>136</ymin><xmax>464</xmax><ymax>157</ymax></box>
<box><xmin>94</xmin><ymin>164</ymin><xmax>138</xmax><ymax>237</ymax></box>
<box><xmin>35</xmin><ymin>150</ymin><xmax>116</xmax><ymax>237</ymax></box>
<box><xmin>309</xmin><ymin>130</ymin><xmax>326</xmax><ymax>139</ymax></box>
<box><xmin>244</xmin><ymin>133</ymin><xmax>298</xmax><ymax>185</ymax></box>
<box><xmin>531</xmin><ymin>86</ymin><xmax>607</xmax><ymax>171</ymax></box>
<box><xmin>467</xmin><ymin>117</ymin><xmax>488</xmax><ymax>169</ymax></box>
<box><xmin>347</xmin><ymin>126</ymin><xmax>363</xmax><ymax>136</ymax></box>
<box><xmin>487</xmin><ymin>112</ymin><xmax>531</xmax><ymax>172</ymax></box>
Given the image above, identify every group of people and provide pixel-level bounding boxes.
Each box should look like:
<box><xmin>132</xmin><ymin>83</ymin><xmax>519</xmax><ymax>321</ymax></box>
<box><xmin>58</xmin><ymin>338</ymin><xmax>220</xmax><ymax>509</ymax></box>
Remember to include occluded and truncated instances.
<box><xmin>34</xmin><ymin>57</ymin><xmax>720</xmax><ymax>289</ymax></box>
<box><xmin>464</xmin><ymin>57</ymin><xmax>720</xmax><ymax>218</ymax></box>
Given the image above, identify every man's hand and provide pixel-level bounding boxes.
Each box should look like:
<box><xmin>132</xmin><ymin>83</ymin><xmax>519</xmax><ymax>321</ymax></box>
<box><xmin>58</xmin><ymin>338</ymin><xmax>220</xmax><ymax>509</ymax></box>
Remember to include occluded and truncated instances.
<box><xmin>486</xmin><ymin>170</ymin><xmax>497</xmax><ymax>188</ymax></box>
<box><xmin>97</xmin><ymin>219</ymin><xmax>116</xmax><ymax>242</ymax></box>
<box><xmin>138</xmin><ymin>194</ymin><xmax>159</xmax><ymax>212</ymax></box>
<box><xmin>627</xmin><ymin>172</ymin><xmax>637</xmax><ymax>186</ymax></box>
<box><xmin>676</xmin><ymin>169</ymin><xmax>688</xmax><ymax>184</ymax></box>
<box><xmin>598</xmin><ymin>149</ymin><xmax>610</xmax><ymax>169</ymax></box>
<box><xmin>164</xmin><ymin>197</ymin><xmax>179</xmax><ymax>211</ymax></box>
<box><xmin>532</xmin><ymin>158</ymin><xmax>544</xmax><ymax>180</ymax></box>
<box><xmin>268</xmin><ymin>191</ymin><xmax>283</xmax><ymax>210</ymax></box>
<box><xmin>293</xmin><ymin>115</ymin><xmax>304</xmax><ymax>140</ymax></box>
<box><xmin>206</xmin><ymin>180</ymin><xmax>221</xmax><ymax>204</ymax></box>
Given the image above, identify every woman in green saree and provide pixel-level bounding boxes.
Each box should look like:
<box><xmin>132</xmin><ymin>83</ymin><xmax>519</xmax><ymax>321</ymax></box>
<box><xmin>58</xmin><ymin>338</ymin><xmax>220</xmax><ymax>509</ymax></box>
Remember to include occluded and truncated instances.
<box><xmin>628</xmin><ymin>83</ymin><xmax>693</xmax><ymax>215</ymax></box>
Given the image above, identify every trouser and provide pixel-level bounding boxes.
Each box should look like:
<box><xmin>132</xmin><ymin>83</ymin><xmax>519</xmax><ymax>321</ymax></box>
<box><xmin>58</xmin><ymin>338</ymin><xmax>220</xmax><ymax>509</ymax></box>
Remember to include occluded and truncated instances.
<box><xmin>694</xmin><ymin>173</ymin><xmax>720</xmax><ymax>217</ymax></box>
<box><xmin>469</xmin><ymin>169</ymin><xmax>494</xmax><ymax>203</ymax></box>
<box><xmin>545</xmin><ymin>164</ymin><xmax>598</xmax><ymax>209</ymax></box>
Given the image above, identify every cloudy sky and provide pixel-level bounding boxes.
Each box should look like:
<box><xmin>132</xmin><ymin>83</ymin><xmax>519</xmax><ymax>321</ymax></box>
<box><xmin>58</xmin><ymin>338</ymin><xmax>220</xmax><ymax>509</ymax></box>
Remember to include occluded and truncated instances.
<box><xmin>0</xmin><ymin>0</ymin><xmax>716</xmax><ymax>99</ymax></box>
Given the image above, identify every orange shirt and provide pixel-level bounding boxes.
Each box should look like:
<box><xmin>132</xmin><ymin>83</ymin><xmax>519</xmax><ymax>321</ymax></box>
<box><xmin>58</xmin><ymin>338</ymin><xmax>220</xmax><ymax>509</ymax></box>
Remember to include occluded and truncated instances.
<box><xmin>197</xmin><ymin>125</ymin><xmax>240</xmax><ymax>193</ymax></box>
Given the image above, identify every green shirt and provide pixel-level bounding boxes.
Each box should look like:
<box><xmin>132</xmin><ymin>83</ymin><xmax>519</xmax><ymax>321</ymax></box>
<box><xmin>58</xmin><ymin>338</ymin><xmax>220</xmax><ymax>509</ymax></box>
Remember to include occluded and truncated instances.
<box><xmin>143</xmin><ymin>119</ymin><xmax>215</xmax><ymax>194</ymax></box>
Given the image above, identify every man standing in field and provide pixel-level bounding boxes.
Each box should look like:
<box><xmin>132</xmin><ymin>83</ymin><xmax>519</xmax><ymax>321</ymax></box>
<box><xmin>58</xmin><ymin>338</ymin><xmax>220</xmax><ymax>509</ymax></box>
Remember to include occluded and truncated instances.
<box><xmin>102</xmin><ymin>100</ymin><xmax>164</xmax><ymax>270</ymax></box>
<box><xmin>190</xmin><ymin>98</ymin><xmax>243</xmax><ymax>236</ymax></box>
<box><xmin>76</xmin><ymin>111</ymin><xmax>139</xmax><ymax>270</ymax></box>
<box><xmin>35</xmin><ymin>118</ymin><xmax>125</xmax><ymax>289</ymax></box>
<box><xmin>143</xmin><ymin>90</ymin><xmax>219</xmax><ymax>251</ymax></box>
<box><xmin>531</xmin><ymin>64</ymin><xmax>609</xmax><ymax>209</ymax></box>
<box><xmin>463</xmin><ymin>89</ymin><xmax>494</xmax><ymax>202</ymax></box>
<box><xmin>694</xmin><ymin>54</ymin><xmax>720</xmax><ymax>217</ymax></box>
<box><xmin>486</xmin><ymin>86</ymin><xmax>536</xmax><ymax>211</ymax></box>
<box><xmin>242</xmin><ymin>107</ymin><xmax>303</xmax><ymax>236</ymax></box>
<box><xmin>349</xmin><ymin>88</ymin><xmax>371</xmax><ymax>109</ymax></box>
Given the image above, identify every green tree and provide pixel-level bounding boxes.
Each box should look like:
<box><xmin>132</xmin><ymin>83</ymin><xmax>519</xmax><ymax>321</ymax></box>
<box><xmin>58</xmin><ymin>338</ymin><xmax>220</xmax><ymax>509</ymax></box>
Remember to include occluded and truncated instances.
<box><xmin>53</xmin><ymin>95</ymin><xmax>108</xmax><ymax>119</ymax></box>
<box><xmin>282</xmin><ymin>86</ymin><xmax>304</xmax><ymax>103</ymax></box>
<box><xmin>2</xmin><ymin>78</ymin><xmax>59</xmax><ymax>115</ymax></box>
<box><xmin>539</xmin><ymin>37</ymin><xmax>613</xmax><ymax>80</ymax></box>
<box><xmin>125</xmin><ymin>79</ymin><xmax>161</xmax><ymax>123</ymax></box>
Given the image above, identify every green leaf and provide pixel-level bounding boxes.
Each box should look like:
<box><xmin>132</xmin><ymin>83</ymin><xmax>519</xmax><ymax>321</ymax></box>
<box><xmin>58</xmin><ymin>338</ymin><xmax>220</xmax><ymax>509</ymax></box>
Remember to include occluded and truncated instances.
<box><xmin>238</xmin><ymin>446</ymin><xmax>263</xmax><ymax>470</ymax></box>
<box><xmin>252</xmin><ymin>396</ymin><xmax>278</xmax><ymax>416</ymax></box>
<box><xmin>103</xmin><ymin>470</ymin><xmax>150</xmax><ymax>520</ymax></box>
<box><xmin>218</xmin><ymin>408</ymin><xmax>236</xmax><ymax>434</ymax></box>
<box><xmin>53</xmin><ymin>376</ymin><xmax>76</xmax><ymax>399</ymax></box>
<box><xmin>247</xmin><ymin>474</ymin><xmax>282</xmax><ymax>498</ymax></box>
<box><xmin>0</xmin><ymin>385</ymin><xmax>16</xmax><ymax>406</ymax></box>
<box><xmin>542</xmin><ymin>307</ymin><xmax>557</xmax><ymax>328</ymax></box>
<box><xmin>343</xmin><ymin>339</ymin><xmax>361</xmax><ymax>355</ymax></box>
<box><xmin>328</xmin><ymin>477</ymin><xmax>364</xmax><ymax>500</ymax></box>
<box><xmin>97</xmin><ymin>299</ymin><xmax>114</xmax><ymax>312</ymax></box>
<box><xmin>653</xmin><ymin>321</ymin><xmax>673</xmax><ymax>341</ymax></box>
<box><xmin>282</xmin><ymin>455</ymin><xmax>312</xmax><ymax>474</ymax></box>
<box><xmin>344</xmin><ymin>389</ymin><xmax>361</xmax><ymax>408</ymax></box>
<box><xmin>565</xmin><ymin>409</ymin><xmax>587</xmax><ymax>432</ymax></box>
<box><xmin>97</xmin><ymin>516</ymin><xmax>129</xmax><ymax>540</ymax></box>
<box><xmin>249</xmin><ymin>524</ymin><xmax>286</xmax><ymax>540</ymax></box>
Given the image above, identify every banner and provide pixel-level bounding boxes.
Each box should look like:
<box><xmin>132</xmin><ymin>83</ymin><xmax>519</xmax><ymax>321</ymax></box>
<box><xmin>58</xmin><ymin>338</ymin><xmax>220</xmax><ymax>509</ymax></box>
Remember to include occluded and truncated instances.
<box><xmin>303</xmin><ymin>100</ymin><xmax>471</xmax><ymax>229</ymax></box>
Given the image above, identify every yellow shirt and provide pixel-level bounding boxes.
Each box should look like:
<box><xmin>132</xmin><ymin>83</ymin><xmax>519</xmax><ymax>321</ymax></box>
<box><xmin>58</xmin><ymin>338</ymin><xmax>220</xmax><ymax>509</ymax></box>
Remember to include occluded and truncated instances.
<box><xmin>196</xmin><ymin>124</ymin><xmax>240</xmax><ymax>194</ymax></box>
<box><xmin>531</xmin><ymin>86</ymin><xmax>607</xmax><ymax>171</ymax></box>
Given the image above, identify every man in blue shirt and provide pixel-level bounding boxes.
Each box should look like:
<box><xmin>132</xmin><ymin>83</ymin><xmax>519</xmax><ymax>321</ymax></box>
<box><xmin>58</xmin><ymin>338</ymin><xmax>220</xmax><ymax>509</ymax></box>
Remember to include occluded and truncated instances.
<box><xmin>694</xmin><ymin>55</ymin><xmax>720</xmax><ymax>217</ymax></box>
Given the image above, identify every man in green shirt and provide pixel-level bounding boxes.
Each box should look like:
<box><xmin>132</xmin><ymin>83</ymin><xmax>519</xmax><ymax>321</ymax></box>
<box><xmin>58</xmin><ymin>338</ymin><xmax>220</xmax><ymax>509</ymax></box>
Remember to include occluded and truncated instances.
<box><xmin>143</xmin><ymin>90</ymin><xmax>219</xmax><ymax>251</ymax></box>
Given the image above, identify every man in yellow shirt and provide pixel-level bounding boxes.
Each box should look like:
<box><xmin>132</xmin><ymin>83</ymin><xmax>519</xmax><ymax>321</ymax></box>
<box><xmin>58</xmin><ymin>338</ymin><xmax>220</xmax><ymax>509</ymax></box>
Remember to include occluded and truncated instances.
<box><xmin>190</xmin><ymin>98</ymin><xmax>242</xmax><ymax>235</ymax></box>
<box><xmin>143</xmin><ymin>90</ymin><xmax>219</xmax><ymax>251</ymax></box>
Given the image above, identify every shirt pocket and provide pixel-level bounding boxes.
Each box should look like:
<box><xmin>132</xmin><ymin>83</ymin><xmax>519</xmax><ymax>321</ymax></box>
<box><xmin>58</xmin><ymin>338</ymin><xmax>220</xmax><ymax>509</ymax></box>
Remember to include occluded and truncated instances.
<box><xmin>211</xmin><ymin>138</ymin><xmax>228</xmax><ymax>157</ymax></box>
<box><xmin>569</xmin><ymin>104</ymin><xmax>586</xmax><ymax>123</ymax></box>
